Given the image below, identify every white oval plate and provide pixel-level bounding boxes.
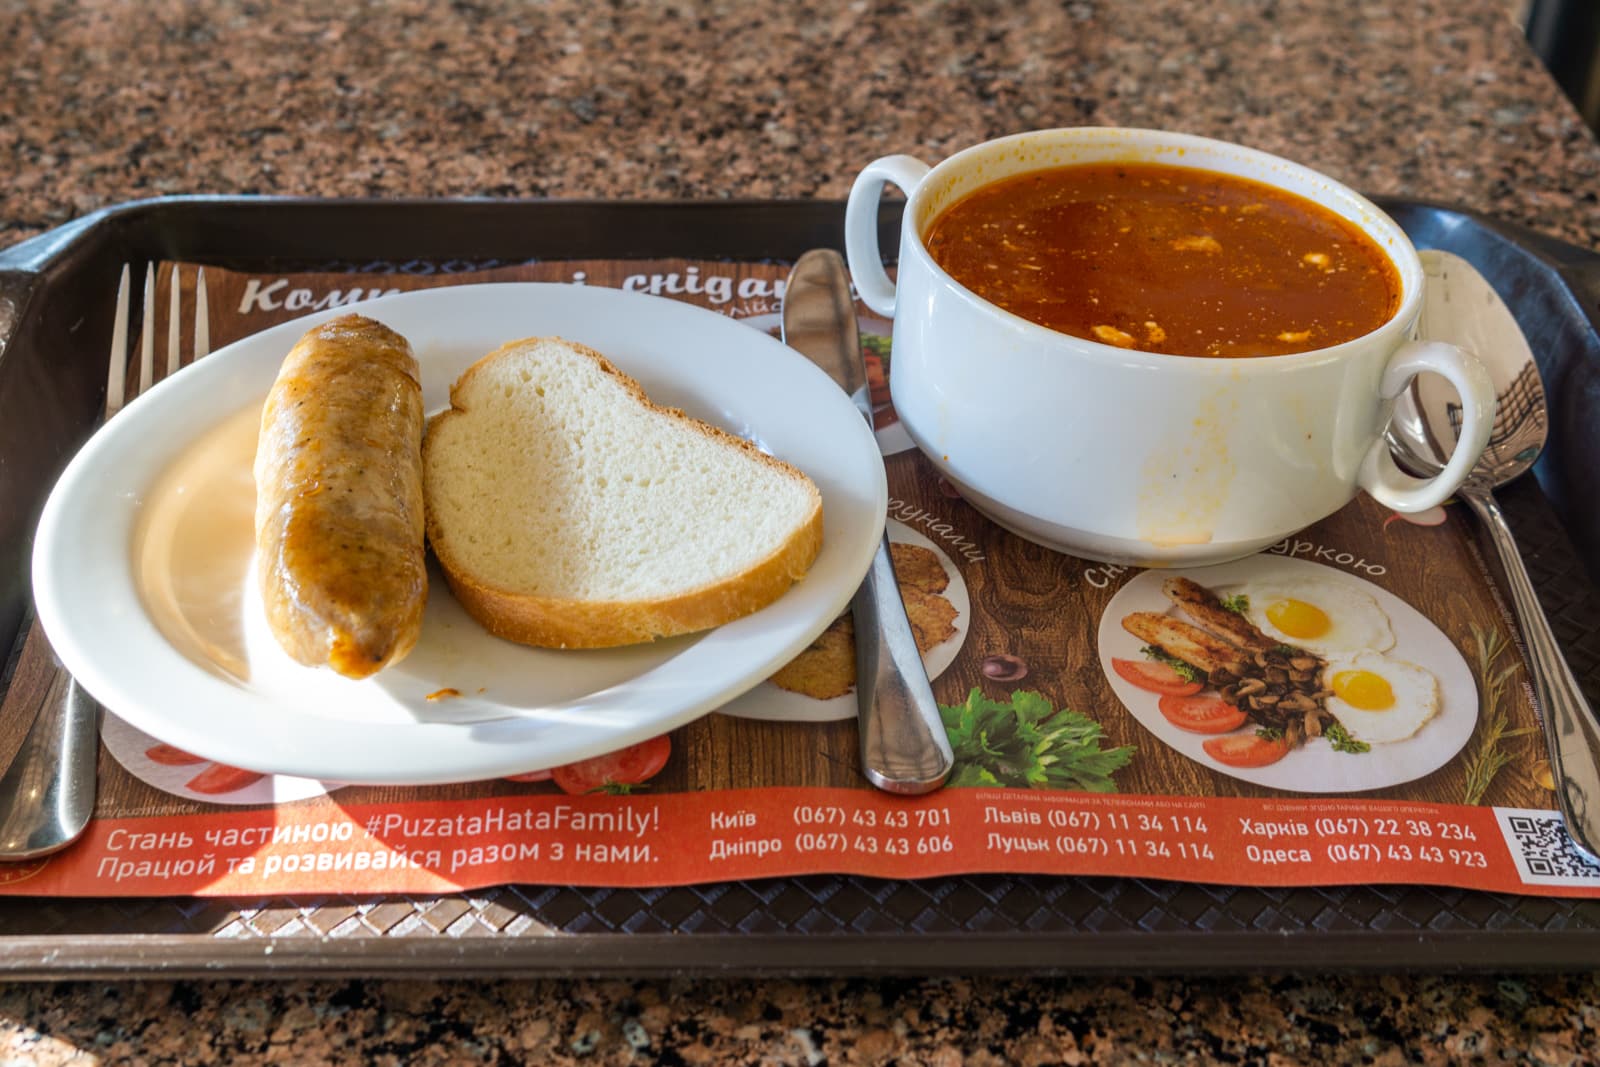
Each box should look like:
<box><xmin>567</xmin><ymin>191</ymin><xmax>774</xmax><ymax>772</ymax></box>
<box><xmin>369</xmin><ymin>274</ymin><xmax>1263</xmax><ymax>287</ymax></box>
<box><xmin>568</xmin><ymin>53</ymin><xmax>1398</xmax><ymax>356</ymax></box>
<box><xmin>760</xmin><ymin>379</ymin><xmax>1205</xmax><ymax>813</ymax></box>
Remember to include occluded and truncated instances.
<box><xmin>1098</xmin><ymin>556</ymin><xmax>1477</xmax><ymax>794</ymax></box>
<box><xmin>33</xmin><ymin>283</ymin><xmax>886</xmax><ymax>785</ymax></box>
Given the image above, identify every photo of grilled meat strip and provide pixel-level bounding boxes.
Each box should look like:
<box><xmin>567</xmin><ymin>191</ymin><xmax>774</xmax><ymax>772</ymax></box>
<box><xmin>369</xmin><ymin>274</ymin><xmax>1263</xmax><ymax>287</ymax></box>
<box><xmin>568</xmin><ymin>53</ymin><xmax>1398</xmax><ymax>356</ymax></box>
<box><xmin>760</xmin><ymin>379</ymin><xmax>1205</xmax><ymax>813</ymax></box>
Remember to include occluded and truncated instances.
<box><xmin>1120</xmin><ymin>612</ymin><xmax>1247</xmax><ymax>675</ymax></box>
<box><xmin>1161</xmin><ymin>577</ymin><xmax>1277</xmax><ymax>652</ymax></box>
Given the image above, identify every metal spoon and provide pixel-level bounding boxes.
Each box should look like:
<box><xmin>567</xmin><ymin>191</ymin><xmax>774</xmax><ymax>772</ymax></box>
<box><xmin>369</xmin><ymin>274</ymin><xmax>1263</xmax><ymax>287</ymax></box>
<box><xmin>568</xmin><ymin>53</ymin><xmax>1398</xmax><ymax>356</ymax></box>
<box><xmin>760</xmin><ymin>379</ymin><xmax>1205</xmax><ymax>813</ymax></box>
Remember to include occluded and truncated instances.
<box><xmin>1388</xmin><ymin>249</ymin><xmax>1600</xmax><ymax>862</ymax></box>
<box><xmin>0</xmin><ymin>663</ymin><xmax>98</xmax><ymax>860</ymax></box>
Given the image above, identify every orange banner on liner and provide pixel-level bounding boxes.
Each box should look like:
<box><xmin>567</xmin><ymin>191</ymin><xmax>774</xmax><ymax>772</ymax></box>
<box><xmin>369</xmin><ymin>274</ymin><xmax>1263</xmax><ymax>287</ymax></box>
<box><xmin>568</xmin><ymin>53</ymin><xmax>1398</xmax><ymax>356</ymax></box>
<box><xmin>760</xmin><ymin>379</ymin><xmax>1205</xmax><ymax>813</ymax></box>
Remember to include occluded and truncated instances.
<box><xmin>2</xmin><ymin>788</ymin><xmax>1596</xmax><ymax>898</ymax></box>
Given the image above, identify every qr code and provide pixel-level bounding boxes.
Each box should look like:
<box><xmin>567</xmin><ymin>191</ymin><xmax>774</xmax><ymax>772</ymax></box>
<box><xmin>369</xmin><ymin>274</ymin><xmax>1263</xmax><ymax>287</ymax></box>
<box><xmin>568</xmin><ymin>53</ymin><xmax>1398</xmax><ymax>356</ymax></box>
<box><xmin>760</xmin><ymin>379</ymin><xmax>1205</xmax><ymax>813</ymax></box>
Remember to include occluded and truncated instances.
<box><xmin>1496</xmin><ymin>809</ymin><xmax>1600</xmax><ymax>886</ymax></box>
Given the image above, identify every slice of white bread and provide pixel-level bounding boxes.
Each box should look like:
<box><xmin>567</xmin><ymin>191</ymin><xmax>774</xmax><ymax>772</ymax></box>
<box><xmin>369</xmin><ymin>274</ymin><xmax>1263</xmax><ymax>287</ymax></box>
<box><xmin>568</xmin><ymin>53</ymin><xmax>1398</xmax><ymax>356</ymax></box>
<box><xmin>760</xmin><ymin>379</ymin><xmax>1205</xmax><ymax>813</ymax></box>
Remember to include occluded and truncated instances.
<box><xmin>422</xmin><ymin>336</ymin><xmax>825</xmax><ymax>648</ymax></box>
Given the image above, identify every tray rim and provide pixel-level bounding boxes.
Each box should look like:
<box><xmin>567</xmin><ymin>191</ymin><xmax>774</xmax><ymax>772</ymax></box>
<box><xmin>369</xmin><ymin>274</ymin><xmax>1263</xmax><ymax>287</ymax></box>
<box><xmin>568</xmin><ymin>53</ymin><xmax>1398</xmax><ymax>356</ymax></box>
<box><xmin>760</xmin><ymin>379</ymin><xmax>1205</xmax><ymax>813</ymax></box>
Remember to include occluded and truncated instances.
<box><xmin>5</xmin><ymin>926</ymin><xmax>1600</xmax><ymax>980</ymax></box>
<box><xmin>1</xmin><ymin>194</ymin><xmax>1599</xmax><ymax>980</ymax></box>
<box><xmin>4</xmin><ymin>190</ymin><xmax>1595</xmax><ymax>267</ymax></box>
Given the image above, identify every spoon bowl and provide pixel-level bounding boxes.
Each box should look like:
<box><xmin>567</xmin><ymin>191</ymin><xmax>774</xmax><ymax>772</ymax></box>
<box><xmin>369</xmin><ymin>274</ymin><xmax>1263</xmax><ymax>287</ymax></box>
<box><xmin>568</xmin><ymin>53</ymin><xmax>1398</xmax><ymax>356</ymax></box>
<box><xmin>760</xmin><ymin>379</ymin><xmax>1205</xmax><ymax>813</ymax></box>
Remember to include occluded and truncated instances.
<box><xmin>1388</xmin><ymin>249</ymin><xmax>1600</xmax><ymax>863</ymax></box>
<box><xmin>1388</xmin><ymin>250</ymin><xmax>1549</xmax><ymax>488</ymax></box>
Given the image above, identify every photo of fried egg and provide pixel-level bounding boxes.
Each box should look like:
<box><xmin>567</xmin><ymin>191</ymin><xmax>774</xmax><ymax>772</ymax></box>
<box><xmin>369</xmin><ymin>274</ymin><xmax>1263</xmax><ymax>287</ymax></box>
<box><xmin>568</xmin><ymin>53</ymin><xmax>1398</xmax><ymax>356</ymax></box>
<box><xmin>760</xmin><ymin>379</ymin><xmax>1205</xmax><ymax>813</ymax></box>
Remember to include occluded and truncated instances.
<box><xmin>1323</xmin><ymin>650</ymin><xmax>1442</xmax><ymax>744</ymax></box>
<box><xmin>1236</xmin><ymin>578</ymin><xmax>1396</xmax><ymax>656</ymax></box>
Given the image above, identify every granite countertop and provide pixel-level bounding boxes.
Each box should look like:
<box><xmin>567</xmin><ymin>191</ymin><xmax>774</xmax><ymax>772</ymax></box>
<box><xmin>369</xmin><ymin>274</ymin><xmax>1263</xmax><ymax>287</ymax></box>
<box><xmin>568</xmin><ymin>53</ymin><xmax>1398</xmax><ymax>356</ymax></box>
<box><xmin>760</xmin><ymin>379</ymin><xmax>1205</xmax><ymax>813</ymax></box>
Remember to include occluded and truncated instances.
<box><xmin>4</xmin><ymin>0</ymin><xmax>1600</xmax><ymax>1062</ymax></box>
<box><xmin>5</xmin><ymin>0</ymin><xmax>1598</xmax><ymax>250</ymax></box>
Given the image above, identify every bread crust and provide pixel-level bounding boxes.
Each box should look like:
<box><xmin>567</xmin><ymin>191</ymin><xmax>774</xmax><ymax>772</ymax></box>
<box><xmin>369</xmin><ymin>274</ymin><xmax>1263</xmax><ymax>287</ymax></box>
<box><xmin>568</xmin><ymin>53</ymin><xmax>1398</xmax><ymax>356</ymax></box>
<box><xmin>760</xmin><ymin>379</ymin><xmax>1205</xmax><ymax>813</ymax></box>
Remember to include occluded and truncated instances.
<box><xmin>423</xmin><ymin>337</ymin><xmax>825</xmax><ymax>649</ymax></box>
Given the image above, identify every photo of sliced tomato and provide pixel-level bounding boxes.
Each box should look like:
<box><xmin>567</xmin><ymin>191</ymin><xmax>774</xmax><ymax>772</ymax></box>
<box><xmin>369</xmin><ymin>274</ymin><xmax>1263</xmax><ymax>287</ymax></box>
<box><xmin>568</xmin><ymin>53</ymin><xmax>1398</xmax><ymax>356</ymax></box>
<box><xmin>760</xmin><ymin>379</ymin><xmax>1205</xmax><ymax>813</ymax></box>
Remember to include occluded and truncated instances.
<box><xmin>1157</xmin><ymin>694</ymin><xmax>1248</xmax><ymax>734</ymax></box>
<box><xmin>1202</xmin><ymin>733</ymin><xmax>1292</xmax><ymax>768</ymax></box>
<box><xmin>144</xmin><ymin>744</ymin><xmax>206</xmax><ymax>766</ymax></box>
<box><xmin>185</xmin><ymin>762</ymin><xmax>267</xmax><ymax>795</ymax></box>
<box><xmin>502</xmin><ymin>768</ymin><xmax>553</xmax><ymax>783</ymax></box>
<box><xmin>551</xmin><ymin>734</ymin><xmax>672</xmax><ymax>795</ymax></box>
<box><xmin>1112</xmin><ymin>657</ymin><xmax>1203</xmax><ymax>697</ymax></box>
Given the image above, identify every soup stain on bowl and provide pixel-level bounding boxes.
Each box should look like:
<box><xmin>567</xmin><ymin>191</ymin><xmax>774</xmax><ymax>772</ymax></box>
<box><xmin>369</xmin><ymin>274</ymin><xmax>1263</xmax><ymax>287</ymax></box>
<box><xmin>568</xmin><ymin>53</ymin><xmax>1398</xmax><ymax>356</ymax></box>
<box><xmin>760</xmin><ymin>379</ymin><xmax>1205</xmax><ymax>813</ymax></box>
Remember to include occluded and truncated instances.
<box><xmin>1133</xmin><ymin>387</ymin><xmax>1239</xmax><ymax>548</ymax></box>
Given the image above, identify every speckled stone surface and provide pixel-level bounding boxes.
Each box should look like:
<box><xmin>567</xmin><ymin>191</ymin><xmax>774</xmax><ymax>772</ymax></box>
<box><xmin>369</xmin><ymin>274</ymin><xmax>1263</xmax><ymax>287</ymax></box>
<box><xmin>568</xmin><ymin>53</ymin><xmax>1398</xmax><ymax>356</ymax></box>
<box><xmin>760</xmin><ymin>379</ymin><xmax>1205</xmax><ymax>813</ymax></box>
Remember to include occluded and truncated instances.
<box><xmin>2</xmin><ymin>0</ymin><xmax>1598</xmax><ymax>251</ymax></box>
<box><xmin>4</xmin><ymin>0</ymin><xmax>1600</xmax><ymax>1060</ymax></box>
<box><xmin>1</xmin><ymin>974</ymin><xmax>1599</xmax><ymax>1065</ymax></box>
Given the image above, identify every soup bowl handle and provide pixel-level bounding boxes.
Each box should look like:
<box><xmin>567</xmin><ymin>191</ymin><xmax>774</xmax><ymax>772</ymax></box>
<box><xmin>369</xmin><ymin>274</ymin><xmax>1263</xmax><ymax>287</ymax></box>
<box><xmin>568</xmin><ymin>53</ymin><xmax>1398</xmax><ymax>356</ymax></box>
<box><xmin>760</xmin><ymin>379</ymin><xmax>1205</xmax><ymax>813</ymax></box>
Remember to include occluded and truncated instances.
<box><xmin>1356</xmin><ymin>339</ymin><xmax>1495</xmax><ymax>512</ymax></box>
<box><xmin>844</xmin><ymin>155</ymin><xmax>932</xmax><ymax>318</ymax></box>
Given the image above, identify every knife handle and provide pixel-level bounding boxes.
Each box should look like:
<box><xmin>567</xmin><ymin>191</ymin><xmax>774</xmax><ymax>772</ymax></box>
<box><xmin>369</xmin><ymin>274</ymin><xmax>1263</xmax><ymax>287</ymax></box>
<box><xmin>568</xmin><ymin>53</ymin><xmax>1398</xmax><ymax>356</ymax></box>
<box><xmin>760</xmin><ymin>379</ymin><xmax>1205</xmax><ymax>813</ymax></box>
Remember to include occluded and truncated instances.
<box><xmin>854</xmin><ymin>531</ymin><xmax>955</xmax><ymax>794</ymax></box>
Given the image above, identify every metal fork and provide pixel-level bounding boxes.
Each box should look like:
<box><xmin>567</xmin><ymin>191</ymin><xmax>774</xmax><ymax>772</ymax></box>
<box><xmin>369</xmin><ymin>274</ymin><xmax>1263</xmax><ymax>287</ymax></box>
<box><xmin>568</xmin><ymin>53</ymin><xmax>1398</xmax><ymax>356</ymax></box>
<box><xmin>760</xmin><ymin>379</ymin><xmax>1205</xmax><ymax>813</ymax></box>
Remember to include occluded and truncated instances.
<box><xmin>0</xmin><ymin>264</ymin><xmax>209</xmax><ymax>859</ymax></box>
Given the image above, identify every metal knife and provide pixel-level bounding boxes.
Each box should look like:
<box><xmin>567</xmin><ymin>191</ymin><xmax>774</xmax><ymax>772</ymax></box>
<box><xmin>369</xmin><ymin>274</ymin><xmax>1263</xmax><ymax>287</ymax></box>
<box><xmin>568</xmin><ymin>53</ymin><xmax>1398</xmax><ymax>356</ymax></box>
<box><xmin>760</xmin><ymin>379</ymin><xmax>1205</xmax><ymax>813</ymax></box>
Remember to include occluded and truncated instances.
<box><xmin>782</xmin><ymin>248</ymin><xmax>954</xmax><ymax>794</ymax></box>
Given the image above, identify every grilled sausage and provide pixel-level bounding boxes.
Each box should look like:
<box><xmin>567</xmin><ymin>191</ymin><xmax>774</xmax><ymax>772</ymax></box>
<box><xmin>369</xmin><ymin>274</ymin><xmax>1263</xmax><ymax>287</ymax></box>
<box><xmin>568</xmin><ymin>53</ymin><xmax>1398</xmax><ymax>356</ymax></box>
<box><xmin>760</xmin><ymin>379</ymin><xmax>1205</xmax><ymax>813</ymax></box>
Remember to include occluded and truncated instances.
<box><xmin>254</xmin><ymin>314</ymin><xmax>426</xmax><ymax>678</ymax></box>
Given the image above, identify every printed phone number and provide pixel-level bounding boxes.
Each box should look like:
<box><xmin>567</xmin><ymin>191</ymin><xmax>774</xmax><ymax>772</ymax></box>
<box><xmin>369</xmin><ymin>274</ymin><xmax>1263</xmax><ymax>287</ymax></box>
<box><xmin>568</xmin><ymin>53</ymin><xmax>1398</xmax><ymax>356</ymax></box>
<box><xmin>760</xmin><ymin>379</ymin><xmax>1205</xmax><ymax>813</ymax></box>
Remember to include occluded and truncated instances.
<box><xmin>985</xmin><ymin>809</ymin><xmax>1211</xmax><ymax>835</ymax></box>
<box><xmin>1323</xmin><ymin>842</ymin><xmax>1489</xmax><ymax>868</ymax></box>
<box><xmin>1245</xmin><ymin>816</ymin><xmax>1480</xmax><ymax>843</ymax></box>
<box><xmin>986</xmin><ymin>833</ymin><xmax>1216</xmax><ymax>860</ymax></box>
<box><xmin>792</xmin><ymin>833</ymin><xmax>955</xmax><ymax>856</ymax></box>
<box><xmin>790</xmin><ymin>805</ymin><xmax>952</xmax><ymax>829</ymax></box>
<box><xmin>1309</xmin><ymin>816</ymin><xmax>1478</xmax><ymax>842</ymax></box>
<box><xmin>1242</xmin><ymin>842</ymin><xmax>1489</xmax><ymax>868</ymax></box>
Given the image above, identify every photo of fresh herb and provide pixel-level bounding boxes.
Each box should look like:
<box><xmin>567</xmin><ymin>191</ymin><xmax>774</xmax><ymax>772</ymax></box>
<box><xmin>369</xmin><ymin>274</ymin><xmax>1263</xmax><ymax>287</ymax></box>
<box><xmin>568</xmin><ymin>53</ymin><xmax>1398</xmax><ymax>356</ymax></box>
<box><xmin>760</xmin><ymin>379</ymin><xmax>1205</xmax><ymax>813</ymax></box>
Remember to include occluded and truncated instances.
<box><xmin>1461</xmin><ymin>623</ymin><xmax>1537</xmax><ymax>805</ymax></box>
<box><xmin>939</xmin><ymin>688</ymin><xmax>1135</xmax><ymax>792</ymax></box>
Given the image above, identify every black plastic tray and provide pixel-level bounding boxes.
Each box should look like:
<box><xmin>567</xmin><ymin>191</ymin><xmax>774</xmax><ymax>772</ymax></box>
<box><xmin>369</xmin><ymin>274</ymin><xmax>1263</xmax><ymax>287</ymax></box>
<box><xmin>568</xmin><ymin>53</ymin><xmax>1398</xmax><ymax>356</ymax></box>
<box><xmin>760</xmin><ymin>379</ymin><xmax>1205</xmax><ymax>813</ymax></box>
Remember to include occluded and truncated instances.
<box><xmin>0</xmin><ymin>195</ymin><xmax>1597</xmax><ymax>978</ymax></box>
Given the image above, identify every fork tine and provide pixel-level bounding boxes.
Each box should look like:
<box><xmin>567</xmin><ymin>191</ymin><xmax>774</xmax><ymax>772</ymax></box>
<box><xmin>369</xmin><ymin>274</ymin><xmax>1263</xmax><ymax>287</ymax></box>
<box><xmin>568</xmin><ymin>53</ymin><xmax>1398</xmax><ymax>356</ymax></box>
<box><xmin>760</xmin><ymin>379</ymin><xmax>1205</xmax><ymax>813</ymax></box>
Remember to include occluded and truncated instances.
<box><xmin>139</xmin><ymin>263</ymin><xmax>155</xmax><ymax>397</ymax></box>
<box><xmin>193</xmin><ymin>267</ymin><xmax>211</xmax><ymax>360</ymax></box>
<box><xmin>166</xmin><ymin>263</ymin><xmax>181</xmax><ymax>378</ymax></box>
<box><xmin>105</xmin><ymin>265</ymin><xmax>130</xmax><ymax>419</ymax></box>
